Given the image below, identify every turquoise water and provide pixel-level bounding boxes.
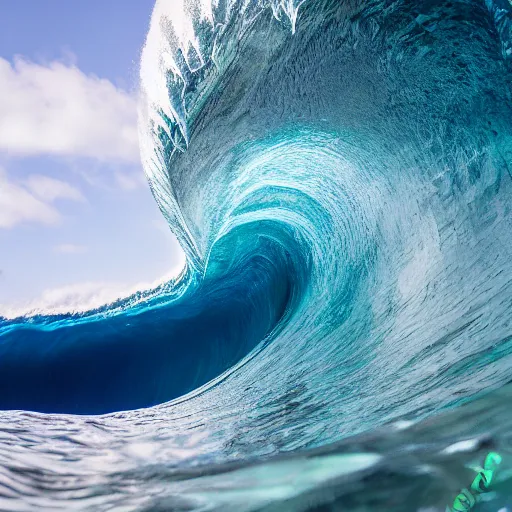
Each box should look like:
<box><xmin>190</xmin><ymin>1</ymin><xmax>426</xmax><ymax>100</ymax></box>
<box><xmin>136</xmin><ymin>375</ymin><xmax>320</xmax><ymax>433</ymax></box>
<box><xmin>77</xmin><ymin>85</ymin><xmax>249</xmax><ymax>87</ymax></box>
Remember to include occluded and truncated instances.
<box><xmin>1</xmin><ymin>0</ymin><xmax>512</xmax><ymax>509</ymax></box>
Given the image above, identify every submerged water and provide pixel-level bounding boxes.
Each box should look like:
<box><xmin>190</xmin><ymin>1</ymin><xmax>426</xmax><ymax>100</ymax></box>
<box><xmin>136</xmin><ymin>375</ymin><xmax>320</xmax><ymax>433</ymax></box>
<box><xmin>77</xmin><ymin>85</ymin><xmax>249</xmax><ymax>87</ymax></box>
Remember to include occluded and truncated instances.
<box><xmin>1</xmin><ymin>0</ymin><xmax>512</xmax><ymax>509</ymax></box>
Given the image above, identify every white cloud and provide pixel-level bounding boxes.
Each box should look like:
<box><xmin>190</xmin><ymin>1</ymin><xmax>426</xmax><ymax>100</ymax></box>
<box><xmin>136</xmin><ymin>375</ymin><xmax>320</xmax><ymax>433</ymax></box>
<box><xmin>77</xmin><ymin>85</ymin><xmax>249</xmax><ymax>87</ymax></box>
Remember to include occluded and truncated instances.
<box><xmin>25</xmin><ymin>174</ymin><xmax>85</xmax><ymax>202</ymax></box>
<box><xmin>0</xmin><ymin>57</ymin><xmax>139</xmax><ymax>162</ymax></box>
<box><xmin>114</xmin><ymin>171</ymin><xmax>147</xmax><ymax>191</ymax></box>
<box><xmin>54</xmin><ymin>243</ymin><xmax>87</xmax><ymax>254</ymax></box>
<box><xmin>0</xmin><ymin>269</ymin><xmax>184</xmax><ymax>318</ymax></box>
<box><xmin>0</xmin><ymin>169</ymin><xmax>83</xmax><ymax>228</ymax></box>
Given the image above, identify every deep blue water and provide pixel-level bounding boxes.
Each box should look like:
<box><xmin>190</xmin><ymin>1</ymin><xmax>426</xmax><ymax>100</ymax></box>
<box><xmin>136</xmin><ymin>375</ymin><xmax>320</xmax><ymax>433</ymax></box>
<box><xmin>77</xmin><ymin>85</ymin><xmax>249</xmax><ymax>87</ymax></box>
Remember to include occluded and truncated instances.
<box><xmin>1</xmin><ymin>0</ymin><xmax>512</xmax><ymax>509</ymax></box>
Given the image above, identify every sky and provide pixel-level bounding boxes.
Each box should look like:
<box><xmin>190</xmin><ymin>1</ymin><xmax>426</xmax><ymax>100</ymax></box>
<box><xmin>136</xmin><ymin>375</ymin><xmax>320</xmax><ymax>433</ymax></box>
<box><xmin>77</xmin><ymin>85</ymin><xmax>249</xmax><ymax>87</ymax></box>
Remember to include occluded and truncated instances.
<box><xmin>0</xmin><ymin>0</ymin><xmax>185</xmax><ymax>314</ymax></box>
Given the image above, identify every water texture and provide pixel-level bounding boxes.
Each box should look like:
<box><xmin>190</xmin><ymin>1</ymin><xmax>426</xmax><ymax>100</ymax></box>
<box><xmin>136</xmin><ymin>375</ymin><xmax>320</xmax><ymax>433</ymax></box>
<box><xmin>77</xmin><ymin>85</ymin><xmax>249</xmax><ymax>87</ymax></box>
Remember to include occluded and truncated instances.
<box><xmin>1</xmin><ymin>0</ymin><xmax>512</xmax><ymax>509</ymax></box>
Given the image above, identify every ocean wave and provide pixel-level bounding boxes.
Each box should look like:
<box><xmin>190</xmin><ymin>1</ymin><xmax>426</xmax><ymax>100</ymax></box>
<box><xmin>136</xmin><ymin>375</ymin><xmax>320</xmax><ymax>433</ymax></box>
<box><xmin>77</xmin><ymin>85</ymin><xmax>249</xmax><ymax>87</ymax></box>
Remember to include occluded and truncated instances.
<box><xmin>1</xmin><ymin>0</ymin><xmax>512</xmax><ymax>509</ymax></box>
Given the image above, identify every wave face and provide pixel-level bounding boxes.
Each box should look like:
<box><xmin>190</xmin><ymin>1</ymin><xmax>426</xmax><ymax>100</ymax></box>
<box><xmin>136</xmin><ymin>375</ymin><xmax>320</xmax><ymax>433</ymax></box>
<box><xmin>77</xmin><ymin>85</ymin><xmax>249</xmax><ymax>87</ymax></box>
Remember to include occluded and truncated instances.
<box><xmin>2</xmin><ymin>0</ymin><xmax>512</xmax><ymax>509</ymax></box>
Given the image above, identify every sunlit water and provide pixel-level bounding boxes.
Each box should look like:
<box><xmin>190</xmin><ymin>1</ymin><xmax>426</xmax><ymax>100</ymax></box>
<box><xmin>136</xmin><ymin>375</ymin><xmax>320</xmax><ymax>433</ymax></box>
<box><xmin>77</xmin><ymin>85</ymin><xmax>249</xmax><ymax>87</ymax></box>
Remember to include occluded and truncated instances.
<box><xmin>1</xmin><ymin>0</ymin><xmax>512</xmax><ymax>509</ymax></box>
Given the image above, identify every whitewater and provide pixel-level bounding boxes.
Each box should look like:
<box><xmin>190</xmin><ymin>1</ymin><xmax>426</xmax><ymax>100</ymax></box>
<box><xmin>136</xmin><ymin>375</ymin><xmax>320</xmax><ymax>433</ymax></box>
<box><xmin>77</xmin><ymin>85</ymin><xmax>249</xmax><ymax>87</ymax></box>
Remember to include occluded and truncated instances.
<box><xmin>1</xmin><ymin>0</ymin><xmax>512</xmax><ymax>510</ymax></box>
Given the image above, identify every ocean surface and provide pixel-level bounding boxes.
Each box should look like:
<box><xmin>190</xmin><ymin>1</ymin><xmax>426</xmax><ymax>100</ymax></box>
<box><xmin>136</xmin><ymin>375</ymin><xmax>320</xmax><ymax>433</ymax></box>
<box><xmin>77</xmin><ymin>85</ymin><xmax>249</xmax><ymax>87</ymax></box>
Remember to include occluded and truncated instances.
<box><xmin>1</xmin><ymin>0</ymin><xmax>512</xmax><ymax>510</ymax></box>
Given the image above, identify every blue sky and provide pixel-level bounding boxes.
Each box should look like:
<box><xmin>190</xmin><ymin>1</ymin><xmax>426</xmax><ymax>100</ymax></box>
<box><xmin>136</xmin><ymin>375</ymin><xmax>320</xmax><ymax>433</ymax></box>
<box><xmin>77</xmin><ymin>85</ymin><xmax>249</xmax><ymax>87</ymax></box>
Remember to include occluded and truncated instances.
<box><xmin>0</xmin><ymin>1</ymin><xmax>184</xmax><ymax>313</ymax></box>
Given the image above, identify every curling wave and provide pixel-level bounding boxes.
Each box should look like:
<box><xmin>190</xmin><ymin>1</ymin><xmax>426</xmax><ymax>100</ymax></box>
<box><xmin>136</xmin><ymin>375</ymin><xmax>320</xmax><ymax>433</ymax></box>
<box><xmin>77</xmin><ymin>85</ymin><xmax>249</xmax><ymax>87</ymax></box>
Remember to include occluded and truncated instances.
<box><xmin>1</xmin><ymin>0</ymin><xmax>512</xmax><ymax>509</ymax></box>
